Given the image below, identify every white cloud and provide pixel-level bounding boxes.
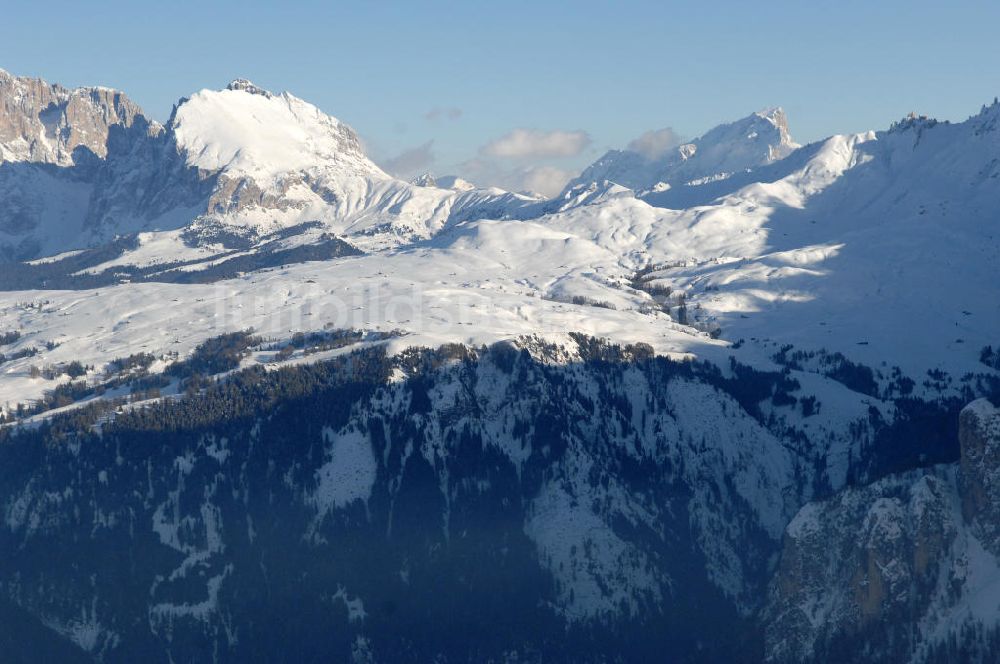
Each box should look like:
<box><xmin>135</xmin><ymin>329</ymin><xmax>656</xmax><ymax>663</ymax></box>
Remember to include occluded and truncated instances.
<box><xmin>481</xmin><ymin>128</ymin><xmax>591</xmax><ymax>159</ymax></box>
<box><xmin>379</xmin><ymin>141</ymin><xmax>435</xmax><ymax>177</ymax></box>
<box><xmin>626</xmin><ymin>127</ymin><xmax>682</xmax><ymax>160</ymax></box>
<box><xmin>518</xmin><ymin>166</ymin><xmax>575</xmax><ymax>197</ymax></box>
<box><xmin>458</xmin><ymin>159</ymin><xmax>576</xmax><ymax>198</ymax></box>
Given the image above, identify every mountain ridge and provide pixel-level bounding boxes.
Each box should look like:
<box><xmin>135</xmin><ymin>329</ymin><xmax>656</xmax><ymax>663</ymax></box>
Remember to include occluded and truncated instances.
<box><xmin>0</xmin><ymin>66</ymin><xmax>998</xmax><ymax>662</ymax></box>
<box><xmin>0</xmin><ymin>68</ymin><xmax>537</xmax><ymax>259</ymax></box>
<box><xmin>565</xmin><ymin>106</ymin><xmax>800</xmax><ymax>195</ymax></box>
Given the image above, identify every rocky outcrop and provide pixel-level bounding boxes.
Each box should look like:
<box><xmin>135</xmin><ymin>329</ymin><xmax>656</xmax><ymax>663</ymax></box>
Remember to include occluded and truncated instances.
<box><xmin>0</xmin><ymin>69</ymin><xmax>178</xmax><ymax>254</ymax></box>
<box><xmin>0</xmin><ymin>68</ymin><xmax>154</xmax><ymax>166</ymax></box>
<box><xmin>764</xmin><ymin>399</ymin><xmax>1000</xmax><ymax>663</ymax></box>
<box><xmin>960</xmin><ymin>399</ymin><xmax>1000</xmax><ymax>555</ymax></box>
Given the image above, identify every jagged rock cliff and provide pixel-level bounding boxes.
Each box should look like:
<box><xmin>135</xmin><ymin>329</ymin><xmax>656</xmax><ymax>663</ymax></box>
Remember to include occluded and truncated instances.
<box><xmin>764</xmin><ymin>399</ymin><xmax>1000</xmax><ymax>663</ymax></box>
<box><xmin>0</xmin><ymin>68</ymin><xmax>152</xmax><ymax>166</ymax></box>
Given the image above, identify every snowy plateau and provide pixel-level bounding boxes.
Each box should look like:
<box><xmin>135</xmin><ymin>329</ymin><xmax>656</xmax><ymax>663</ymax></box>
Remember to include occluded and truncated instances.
<box><xmin>0</xmin><ymin>67</ymin><xmax>998</xmax><ymax>663</ymax></box>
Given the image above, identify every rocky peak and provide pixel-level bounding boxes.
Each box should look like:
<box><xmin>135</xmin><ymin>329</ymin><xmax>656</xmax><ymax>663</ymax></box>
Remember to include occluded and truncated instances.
<box><xmin>565</xmin><ymin>106</ymin><xmax>799</xmax><ymax>194</ymax></box>
<box><xmin>756</xmin><ymin>106</ymin><xmax>791</xmax><ymax>134</ymax></box>
<box><xmin>973</xmin><ymin>97</ymin><xmax>1000</xmax><ymax>134</ymax></box>
<box><xmin>410</xmin><ymin>172</ymin><xmax>437</xmax><ymax>187</ymax></box>
<box><xmin>753</xmin><ymin>107</ymin><xmax>797</xmax><ymax>159</ymax></box>
<box><xmin>696</xmin><ymin>107</ymin><xmax>799</xmax><ymax>164</ymax></box>
<box><xmin>226</xmin><ymin>78</ymin><xmax>273</xmax><ymax>98</ymax></box>
<box><xmin>887</xmin><ymin>111</ymin><xmax>941</xmax><ymax>135</ymax></box>
<box><xmin>0</xmin><ymin>68</ymin><xmax>153</xmax><ymax>166</ymax></box>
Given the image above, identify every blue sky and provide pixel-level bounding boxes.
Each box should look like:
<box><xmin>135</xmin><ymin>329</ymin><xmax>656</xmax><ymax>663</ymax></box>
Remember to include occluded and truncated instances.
<box><xmin>5</xmin><ymin>0</ymin><xmax>1000</xmax><ymax>192</ymax></box>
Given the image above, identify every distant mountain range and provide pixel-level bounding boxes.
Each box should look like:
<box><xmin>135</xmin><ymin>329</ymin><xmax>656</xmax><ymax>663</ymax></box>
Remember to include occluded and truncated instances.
<box><xmin>0</xmin><ymin>67</ymin><xmax>998</xmax><ymax>662</ymax></box>
<box><xmin>564</xmin><ymin>106</ymin><xmax>798</xmax><ymax>194</ymax></box>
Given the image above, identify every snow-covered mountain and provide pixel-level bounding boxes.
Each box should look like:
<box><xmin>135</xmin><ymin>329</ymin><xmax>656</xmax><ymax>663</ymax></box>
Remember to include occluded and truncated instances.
<box><xmin>0</xmin><ymin>71</ymin><xmax>534</xmax><ymax>262</ymax></box>
<box><xmin>0</xmin><ymin>68</ymin><xmax>998</xmax><ymax>662</ymax></box>
<box><xmin>565</xmin><ymin>107</ymin><xmax>799</xmax><ymax>196</ymax></box>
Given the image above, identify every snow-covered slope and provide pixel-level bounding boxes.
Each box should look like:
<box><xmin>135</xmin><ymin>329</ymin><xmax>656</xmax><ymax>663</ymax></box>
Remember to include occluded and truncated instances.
<box><xmin>0</xmin><ymin>72</ymin><xmax>997</xmax><ymax>405</ymax></box>
<box><xmin>625</xmin><ymin>108</ymin><xmax>1000</xmax><ymax>380</ymax></box>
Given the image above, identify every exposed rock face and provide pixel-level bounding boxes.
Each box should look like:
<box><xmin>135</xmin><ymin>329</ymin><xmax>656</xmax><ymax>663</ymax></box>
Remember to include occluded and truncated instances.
<box><xmin>225</xmin><ymin>78</ymin><xmax>272</xmax><ymax>97</ymax></box>
<box><xmin>960</xmin><ymin>399</ymin><xmax>1000</xmax><ymax>555</ymax></box>
<box><xmin>410</xmin><ymin>172</ymin><xmax>437</xmax><ymax>187</ymax></box>
<box><xmin>0</xmin><ymin>68</ymin><xmax>154</xmax><ymax>166</ymax></box>
<box><xmin>764</xmin><ymin>399</ymin><xmax>1000</xmax><ymax>663</ymax></box>
<box><xmin>0</xmin><ymin>69</ymin><xmax>177</xmax><ymax>256</ymax></box>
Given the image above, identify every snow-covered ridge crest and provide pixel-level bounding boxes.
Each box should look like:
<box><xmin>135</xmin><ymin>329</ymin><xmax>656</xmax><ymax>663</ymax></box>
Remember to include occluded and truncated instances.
<box><xmin>565</xmin><ymin>105</ymin><xmax>800</xmax><ymax>194</ymax></box>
